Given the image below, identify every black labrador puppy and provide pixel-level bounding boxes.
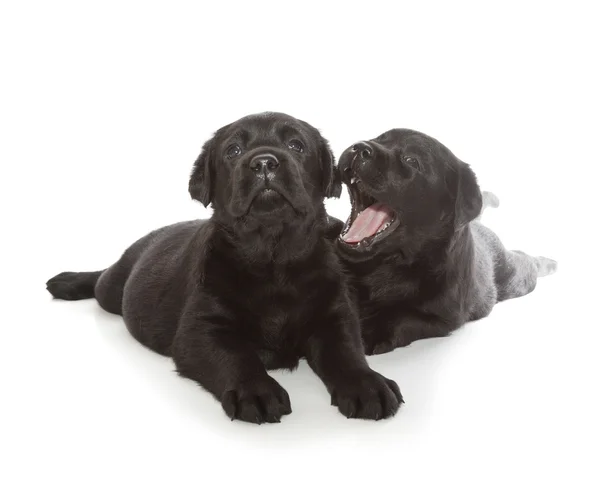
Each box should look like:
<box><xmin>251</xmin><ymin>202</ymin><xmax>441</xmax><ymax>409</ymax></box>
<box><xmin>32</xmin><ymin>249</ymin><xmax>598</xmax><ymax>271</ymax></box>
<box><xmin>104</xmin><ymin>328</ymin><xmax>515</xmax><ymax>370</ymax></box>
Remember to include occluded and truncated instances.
<box><xmin>335</xmin><ymin>129</ymin><xmax>556</xmax><ymax>355</ymax></box>
<box><xmin>46</xmin><ymin>113</ymin><xmax>402</xmax><ymax>423</ymax></box>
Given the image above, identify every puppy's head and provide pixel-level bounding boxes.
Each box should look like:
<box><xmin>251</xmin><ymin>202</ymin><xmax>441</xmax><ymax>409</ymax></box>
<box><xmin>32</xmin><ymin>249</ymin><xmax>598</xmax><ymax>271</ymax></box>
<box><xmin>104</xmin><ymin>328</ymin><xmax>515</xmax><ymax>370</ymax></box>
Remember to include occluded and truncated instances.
<box><xmin>189</xmin><ymin>112</ymin><xmax>341</xmax><ymax>229</ymax></box>
<box><xmin>337</xmin><ymin>129</ymin><xmax>482</xmax><ymax>259</ymax></box>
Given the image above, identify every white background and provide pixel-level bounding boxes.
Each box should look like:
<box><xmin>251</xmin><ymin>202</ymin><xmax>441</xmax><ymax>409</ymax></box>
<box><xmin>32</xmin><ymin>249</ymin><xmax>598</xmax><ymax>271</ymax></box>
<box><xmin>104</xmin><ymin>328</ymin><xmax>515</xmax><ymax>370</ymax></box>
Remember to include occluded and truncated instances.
<box><xmin>1</xmin><ymin>1</ymin><xmax>599</xmax><ymax>477</ymax></box>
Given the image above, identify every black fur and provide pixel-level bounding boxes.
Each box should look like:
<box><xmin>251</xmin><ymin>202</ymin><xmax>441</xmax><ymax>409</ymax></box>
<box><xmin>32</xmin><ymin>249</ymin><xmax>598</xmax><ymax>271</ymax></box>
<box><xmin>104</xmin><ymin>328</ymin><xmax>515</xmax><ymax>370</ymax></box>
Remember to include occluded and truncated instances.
<box><xmin>46</xmin><ymin>112</ymin><xmax>402</xmax><ymax>423</ymax></box>
<box><xmin>336</xmin><ymin>129</ymin><xmax>556</xmax><ymax>355</ymax></box>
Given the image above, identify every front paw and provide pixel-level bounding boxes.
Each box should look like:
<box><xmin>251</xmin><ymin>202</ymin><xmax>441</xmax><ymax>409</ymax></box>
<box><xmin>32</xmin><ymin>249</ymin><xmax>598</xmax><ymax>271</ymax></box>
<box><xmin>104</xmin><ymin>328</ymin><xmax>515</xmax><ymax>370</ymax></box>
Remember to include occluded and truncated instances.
<box><xmin>221</xmin><ymin>376</ymin><xmax>292</xmax><ymax>424</ymax></box>
<box><xmin>330</xmin><ymin>370</ymin><xmax>403</xmax><ymax>420</ymax></box>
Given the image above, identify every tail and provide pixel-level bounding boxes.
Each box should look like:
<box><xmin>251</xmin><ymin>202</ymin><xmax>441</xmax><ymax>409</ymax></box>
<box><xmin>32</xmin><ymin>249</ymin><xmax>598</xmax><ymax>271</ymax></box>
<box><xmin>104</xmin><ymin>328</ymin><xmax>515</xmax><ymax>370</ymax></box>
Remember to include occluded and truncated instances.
<box><xmin>46</xmin><ymin>270</ymin><xmax>104</xmax><ymax>300</ymax></box>
<box><xmin>482</xmin><ymin>191</ymin><xmax>500</xmax><ymax>210</ymax></box>
<box><xmin>534</xmin><ymin>256</ymin><xmax>558</xmax><ymax>277</ymax></box>
<box><xmin>476</xmin><ymin>191</ymin><xmax>500</xmax><ymax>220</ymax></box>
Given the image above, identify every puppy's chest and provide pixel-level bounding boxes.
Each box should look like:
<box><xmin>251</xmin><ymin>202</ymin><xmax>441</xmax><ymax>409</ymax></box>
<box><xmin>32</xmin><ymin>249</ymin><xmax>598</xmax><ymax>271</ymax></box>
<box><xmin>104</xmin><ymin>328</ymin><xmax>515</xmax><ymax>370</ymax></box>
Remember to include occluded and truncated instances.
<box><xmin>354</xmin><ymin>263</ymin><xmax>431</xmax><ymax>314</ymax></box>
<box><xmin>235</xmin><ymin>274</ymin><xmax>326</xmax><ymax>345</ymax></box>
<box><xmin>206</xmin><ymin>256</ymin><xmax>337</xmax><ymax>346</ymax></box>
<box><xmin>255</xmin><ymin>302</ymin><xmax>298</xmax><ymax>345</ymax></box>
<box><xmin>362</xmin><ymin>266</ymin><xmax>419</xmax><ymax>298</ymax></box>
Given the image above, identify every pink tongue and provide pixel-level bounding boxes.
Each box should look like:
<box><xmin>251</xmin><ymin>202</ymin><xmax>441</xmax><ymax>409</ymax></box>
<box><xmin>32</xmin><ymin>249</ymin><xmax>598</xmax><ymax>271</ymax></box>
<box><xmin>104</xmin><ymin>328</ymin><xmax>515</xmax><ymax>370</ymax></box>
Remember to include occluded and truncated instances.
<box><xmin>342</xmin><ymin>203</ymin><xmax>394</xmax><ymax>243</ymax></box>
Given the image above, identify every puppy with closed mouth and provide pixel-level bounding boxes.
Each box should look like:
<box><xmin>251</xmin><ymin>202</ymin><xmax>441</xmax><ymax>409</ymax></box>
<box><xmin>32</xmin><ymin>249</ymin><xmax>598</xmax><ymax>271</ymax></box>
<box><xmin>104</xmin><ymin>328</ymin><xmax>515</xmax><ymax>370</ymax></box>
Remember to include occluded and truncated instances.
<box><xmin>46</xmin><ymin>112</ymin><xmax>402</xmax><ymax>423</ymax></box>
<box><xmin>336</xmin><ymin>129</ymin><xmax>557</xmax><ymax>355</ymax></box>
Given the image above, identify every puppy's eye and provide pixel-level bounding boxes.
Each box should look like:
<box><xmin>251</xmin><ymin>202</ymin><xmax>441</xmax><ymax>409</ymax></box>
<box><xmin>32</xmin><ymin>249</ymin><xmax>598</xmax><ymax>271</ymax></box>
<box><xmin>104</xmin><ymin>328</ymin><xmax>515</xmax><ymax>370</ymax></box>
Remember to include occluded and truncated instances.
<box><xmin>403</xmin><ymin>156</ymin><xmax>420</xmax><ymax>170</ymax></box>
<box><xmin>288</xmin><ymin>140</ymin><xmax>304</xmax><ymax>153</ymax></box>
<box><xmin>226</xmin><ymin>144</ymin><xmax>242</xmax><ymax>158</ymax></box>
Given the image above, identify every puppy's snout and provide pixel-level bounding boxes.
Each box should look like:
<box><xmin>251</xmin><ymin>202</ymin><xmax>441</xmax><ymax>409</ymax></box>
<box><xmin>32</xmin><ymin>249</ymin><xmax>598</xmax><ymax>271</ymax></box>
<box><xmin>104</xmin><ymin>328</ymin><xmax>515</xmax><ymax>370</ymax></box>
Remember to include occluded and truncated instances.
<box><xmin>249</xmin><ymin>154</ymin><xmax>280</xmax><ymax>175</ymax></box>
<box><xmin>352</xmin><ymin>142</ymin><xmax>373</xmax><ymax>159</ymax></box>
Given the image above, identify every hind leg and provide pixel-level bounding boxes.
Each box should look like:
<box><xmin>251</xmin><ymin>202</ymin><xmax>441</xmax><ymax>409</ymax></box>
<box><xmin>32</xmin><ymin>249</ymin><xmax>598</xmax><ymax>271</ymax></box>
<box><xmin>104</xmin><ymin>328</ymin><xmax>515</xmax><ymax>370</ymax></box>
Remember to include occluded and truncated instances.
<box><xmin>497</xmin><ymin>250</ymin><xmax>557</xmax><ymax>302</ymax></box>
<box><xmin>94</xmin><ymin>228</ymin><xmax>166</xmax><ymax>315</ymax></box>
<box><xmin>534</xmin><ymin>255</ymin><xmax>558</xmax><ymax>277</ymax></box>
<box><xmin>94</xmin><ymin>261</ymin><xmax>133</xmax><ymax>315</ymax></box>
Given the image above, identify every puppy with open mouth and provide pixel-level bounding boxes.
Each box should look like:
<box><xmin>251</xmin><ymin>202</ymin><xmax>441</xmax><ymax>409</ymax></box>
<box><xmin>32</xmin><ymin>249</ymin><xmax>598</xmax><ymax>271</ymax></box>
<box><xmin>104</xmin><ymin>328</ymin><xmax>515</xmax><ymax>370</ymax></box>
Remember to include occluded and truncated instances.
<box><xmin>46</xmin><ymin>113</ymin><xmax>402</xmax><ymax>423</ymax></box>
<box><xmin>336</xmin><ymin>129</ymin><xmax>557</xmax><ymax>355</ymax></box>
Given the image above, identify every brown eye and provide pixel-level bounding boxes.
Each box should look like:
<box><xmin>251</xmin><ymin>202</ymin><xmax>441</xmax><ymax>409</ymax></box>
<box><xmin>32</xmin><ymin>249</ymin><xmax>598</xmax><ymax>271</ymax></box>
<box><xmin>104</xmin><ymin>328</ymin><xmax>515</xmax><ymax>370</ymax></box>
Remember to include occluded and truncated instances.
<box><xmin>288</xmin><ymin>139</ymin><xmax>304</xmax><ymax>153</ymax></box>
<box><xmin>226</xmin><ymin>144</ymin><xmax>242</xmax><ymax>158</ymax></box>
<box><xmin>403</xmin><ymin>156</ymin><xmax>420</xmax><ymax>170</ymax></box>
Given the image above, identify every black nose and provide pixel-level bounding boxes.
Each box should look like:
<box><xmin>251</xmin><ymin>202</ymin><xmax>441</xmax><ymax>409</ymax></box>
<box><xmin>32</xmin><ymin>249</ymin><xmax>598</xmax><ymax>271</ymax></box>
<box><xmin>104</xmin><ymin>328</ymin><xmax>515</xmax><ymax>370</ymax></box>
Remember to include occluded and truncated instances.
<box><xmin>249</xmin><ymin>154</ymin><xmax>279</xmax><ymax>174</ymax></box>
<box><xmin>351</xmin><ymin>142</ymin><xmax>373</xmax><ymax>159</ymax></box>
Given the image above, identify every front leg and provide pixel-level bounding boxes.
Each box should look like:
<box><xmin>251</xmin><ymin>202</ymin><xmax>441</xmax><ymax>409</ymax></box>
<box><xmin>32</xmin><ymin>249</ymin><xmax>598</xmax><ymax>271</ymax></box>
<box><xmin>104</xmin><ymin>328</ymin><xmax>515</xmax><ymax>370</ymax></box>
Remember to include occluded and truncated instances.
<box><xmin>305</xmin><ymin>309</ymin><xmax>403</xmax><ymax>420</ymax></box>
<box><xmin>172</xmin><ymin>304</ymin><xmax>291</xmax><ymax>424</ymax></box>
<box><xmin>362</xmin><ymin>310</ymin><xmax>457</xmax><ymax>355</ymax></box>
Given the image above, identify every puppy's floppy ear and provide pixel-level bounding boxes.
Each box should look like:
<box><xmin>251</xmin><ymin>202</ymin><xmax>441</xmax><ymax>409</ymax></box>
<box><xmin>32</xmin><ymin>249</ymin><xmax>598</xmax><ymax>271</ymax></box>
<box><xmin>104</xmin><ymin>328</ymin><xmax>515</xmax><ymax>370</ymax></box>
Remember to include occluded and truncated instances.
<box><xmin>454</xmin><ymin>162</ymin><xmax>483</xmax><ymax>229</ymax></box>
<box><xmin>188</xmin><ymin>137</ymin><xmax>215</xmax><ymax>207</ymax></box>
<box><xmin>318</xmin><ymin>138</ymin><xmax>342</xmax><ymax>198</ymax></box>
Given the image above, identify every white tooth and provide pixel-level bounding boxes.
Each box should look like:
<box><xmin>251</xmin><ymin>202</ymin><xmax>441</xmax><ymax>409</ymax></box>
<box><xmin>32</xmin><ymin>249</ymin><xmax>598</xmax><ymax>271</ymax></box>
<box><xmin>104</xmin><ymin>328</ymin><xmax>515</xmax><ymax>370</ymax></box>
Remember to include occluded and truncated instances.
<box><xmin>350</xmin><ymin>177</ymin><xmax>357</xmax><ymax>184</ymax></box>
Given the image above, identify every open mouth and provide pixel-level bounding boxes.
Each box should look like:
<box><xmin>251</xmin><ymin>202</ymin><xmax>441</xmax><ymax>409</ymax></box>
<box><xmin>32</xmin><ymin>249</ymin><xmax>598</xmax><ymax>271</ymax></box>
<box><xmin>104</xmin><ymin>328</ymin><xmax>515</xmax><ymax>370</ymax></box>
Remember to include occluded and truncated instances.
<box><xmin>339</xmin><ymin>176</ymin><xmax>398</xmax><ymax>248</ymax></box>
